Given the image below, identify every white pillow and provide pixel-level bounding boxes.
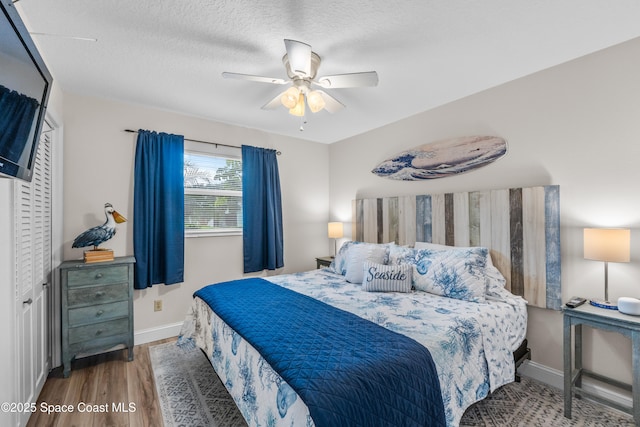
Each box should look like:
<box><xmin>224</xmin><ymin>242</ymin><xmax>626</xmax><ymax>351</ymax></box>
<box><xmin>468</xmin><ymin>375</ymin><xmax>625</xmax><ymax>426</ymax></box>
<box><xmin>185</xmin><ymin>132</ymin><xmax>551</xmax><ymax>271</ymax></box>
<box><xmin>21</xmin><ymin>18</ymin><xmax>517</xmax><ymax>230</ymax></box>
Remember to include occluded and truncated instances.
<box><xmin>330</xmin><ymin>241</ymin><xmax>394</xmax><ymax>275</ymax></box>
<box><xmin>413</xmin><ymin>241</ymin><xmax>445</xmax><ymax>250</ymax></box>
<box><xmin>362</xmin><ymin>261</ymin><xmax>412</xmax><ymax>292</ymax></box>
<box><xmin>414</xmin><ymin>241</ymin><xmax>495</xmax><ymax>267</ymax></box>
<box><xmin>345</xmin><ymin>244</ymin><xmax>388</xmax><ymax>283</ymax></box>
<box><xmin>412</xmin><ymin>247</ymin><xmax>488</xmax><ymax>302</ymax></box>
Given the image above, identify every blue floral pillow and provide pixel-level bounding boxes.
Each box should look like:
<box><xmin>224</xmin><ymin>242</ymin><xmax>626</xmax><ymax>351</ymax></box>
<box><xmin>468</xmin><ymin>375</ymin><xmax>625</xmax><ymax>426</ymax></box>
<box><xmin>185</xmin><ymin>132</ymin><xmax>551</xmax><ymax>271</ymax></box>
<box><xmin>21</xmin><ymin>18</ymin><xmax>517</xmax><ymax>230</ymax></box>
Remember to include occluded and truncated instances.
<box><xmin>388</xmin><ymin>244</ymin><xmax>417</xmax><ymax>266</ymax></box>
<box><xmin>389</xmin><ymin>246</ymin><xmax>489</xmax><ymax>302</ymax></box>
<box><xmin>329</xmin><ymin>240</ymin><xmax>359</xmax><ymax>275</ymax></box>
<box><xmin>413</xmin><ymin>242</ymin><xmax>508</xmax><ymax>295</ymax></box>
<box><xmin>412</xmin><ymin>248</ymin><xmax>488</xmax><ymax>302</ymax></box>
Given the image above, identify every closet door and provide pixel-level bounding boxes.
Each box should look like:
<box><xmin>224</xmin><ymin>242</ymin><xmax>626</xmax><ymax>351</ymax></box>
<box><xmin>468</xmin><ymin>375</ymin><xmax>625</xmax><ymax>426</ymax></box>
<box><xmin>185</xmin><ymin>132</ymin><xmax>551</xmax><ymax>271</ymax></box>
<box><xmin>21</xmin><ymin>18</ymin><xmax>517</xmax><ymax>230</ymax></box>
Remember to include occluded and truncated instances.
<box><xmin>14</xmin><ymin>128</ymin><xmax>52</xmax><ymax>426</ymax></box>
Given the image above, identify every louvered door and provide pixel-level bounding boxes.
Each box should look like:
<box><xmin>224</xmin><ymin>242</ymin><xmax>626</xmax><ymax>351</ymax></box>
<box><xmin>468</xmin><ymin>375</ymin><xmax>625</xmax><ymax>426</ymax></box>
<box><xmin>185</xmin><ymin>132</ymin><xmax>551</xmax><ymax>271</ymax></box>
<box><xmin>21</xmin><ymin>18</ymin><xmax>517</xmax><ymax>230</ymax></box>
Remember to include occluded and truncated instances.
<box><xmin>14</xmin><ymin>128</ymin><xmax>52</xmax><ymax>426</ymax></box>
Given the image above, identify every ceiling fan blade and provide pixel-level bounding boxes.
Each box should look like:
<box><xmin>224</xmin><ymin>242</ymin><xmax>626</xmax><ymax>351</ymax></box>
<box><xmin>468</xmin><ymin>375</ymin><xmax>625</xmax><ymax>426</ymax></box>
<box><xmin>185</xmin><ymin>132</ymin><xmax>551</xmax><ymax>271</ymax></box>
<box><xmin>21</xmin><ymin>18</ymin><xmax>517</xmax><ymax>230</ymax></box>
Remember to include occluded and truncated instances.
<box><xmin>30</xmin><ymin>32</ymin><xmax>97</xmax><ymax>42</ymax></box>
<box><xmin>222</xmin><ymin>72</ymin><xmax>288</xmax><ymax>85</ymax></box>
<box><xmin>284</xmin><ymin>39</ymin><xmax>312</xmax><ymax>77</ymax></box>
<box><xmin>315</xmin><ymin>90</ymin><xmax>345</xmax><ymax>113</ymax></box>
<box><xmin>315</xmin><ymin>71</ymin><xmax>379</xmax><ymax>89</ymax></box>
<box><xmin>261</xmin><ymin>90</ymin><xmax>288</xmax><ymax>110</ymax></box>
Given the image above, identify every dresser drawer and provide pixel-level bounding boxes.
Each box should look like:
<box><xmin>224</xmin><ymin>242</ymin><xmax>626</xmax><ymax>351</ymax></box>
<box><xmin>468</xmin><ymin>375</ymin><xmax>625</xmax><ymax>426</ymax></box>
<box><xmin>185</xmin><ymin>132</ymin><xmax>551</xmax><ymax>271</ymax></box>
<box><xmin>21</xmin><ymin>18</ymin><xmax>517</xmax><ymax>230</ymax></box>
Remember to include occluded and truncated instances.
<box><xmin>67</xmin><ymin>265</ymin><xmax>128</xmax><ymax>287</ymax></box>
<box><xmin>68</xmin><ymin>301</ymin><xmax>129</xmax><ymax>326</ymax></box>
<box><xmin>67</xmin><ymin>282</ymin><xmax>128</xmax><ymax>307</ymax></box>
<box><xmin>68</xmin><ymin>317</ymin><xmax>129</xmax><ymax>345</ymax></box>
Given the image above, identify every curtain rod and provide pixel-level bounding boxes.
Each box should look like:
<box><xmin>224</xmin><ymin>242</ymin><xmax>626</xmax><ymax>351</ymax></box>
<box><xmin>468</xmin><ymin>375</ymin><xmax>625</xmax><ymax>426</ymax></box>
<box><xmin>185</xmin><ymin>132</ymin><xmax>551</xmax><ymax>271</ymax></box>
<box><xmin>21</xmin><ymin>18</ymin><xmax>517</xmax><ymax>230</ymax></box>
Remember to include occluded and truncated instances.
<box><xmin>123</xmin><ymin>129</ymin><xmax>281</xmax><ymax>155</ymax></box>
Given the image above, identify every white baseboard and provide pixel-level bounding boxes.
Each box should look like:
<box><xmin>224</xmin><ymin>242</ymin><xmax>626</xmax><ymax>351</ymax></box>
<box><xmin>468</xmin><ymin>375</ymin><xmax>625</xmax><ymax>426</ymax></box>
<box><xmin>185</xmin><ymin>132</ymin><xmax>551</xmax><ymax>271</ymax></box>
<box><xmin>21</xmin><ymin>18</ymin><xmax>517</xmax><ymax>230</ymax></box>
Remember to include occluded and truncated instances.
<box><xmin>134</xmin><ymin>322</ymin><xmax>183</xmax><ymax>345</ymax></box>
<box><xmin>517</xmin><ymin>360</ymin><xmax>632</xmax><ymax>410</ymax></box>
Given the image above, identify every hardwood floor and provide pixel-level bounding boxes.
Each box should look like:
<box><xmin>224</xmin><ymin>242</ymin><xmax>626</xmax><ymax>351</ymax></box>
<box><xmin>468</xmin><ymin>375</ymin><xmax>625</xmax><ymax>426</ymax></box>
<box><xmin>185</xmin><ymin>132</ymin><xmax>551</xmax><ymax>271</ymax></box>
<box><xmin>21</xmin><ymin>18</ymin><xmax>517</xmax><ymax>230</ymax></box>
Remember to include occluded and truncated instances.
<box><xmin>26</xmin><ymin>338</ymin><xmax>175</xmax><ymax>427</ymax></box>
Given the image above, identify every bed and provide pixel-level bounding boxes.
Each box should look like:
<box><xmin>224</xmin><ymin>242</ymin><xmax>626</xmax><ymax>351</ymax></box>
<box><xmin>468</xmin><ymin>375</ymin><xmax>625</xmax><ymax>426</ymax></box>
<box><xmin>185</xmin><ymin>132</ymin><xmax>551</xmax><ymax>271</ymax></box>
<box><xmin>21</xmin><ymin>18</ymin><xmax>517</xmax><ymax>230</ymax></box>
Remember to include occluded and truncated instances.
<box><xmin>179</xmin><ymin>244</ymin><xmax>528</xmax><ymax>426</ymax></box>
<box><xmin>178</xmin><ymin>185</ymin><xmax>560</xmax><ymax>426</ymax></box>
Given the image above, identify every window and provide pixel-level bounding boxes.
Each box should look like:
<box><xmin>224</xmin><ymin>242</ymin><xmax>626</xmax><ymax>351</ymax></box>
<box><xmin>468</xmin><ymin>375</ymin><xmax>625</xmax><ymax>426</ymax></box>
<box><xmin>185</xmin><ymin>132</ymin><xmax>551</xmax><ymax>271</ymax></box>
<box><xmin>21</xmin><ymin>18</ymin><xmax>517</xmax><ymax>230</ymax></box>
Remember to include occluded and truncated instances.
<box><xmin>184</xmin><ymin>150</ymin><xmax>242</xmax><ymax>236</ymax></box>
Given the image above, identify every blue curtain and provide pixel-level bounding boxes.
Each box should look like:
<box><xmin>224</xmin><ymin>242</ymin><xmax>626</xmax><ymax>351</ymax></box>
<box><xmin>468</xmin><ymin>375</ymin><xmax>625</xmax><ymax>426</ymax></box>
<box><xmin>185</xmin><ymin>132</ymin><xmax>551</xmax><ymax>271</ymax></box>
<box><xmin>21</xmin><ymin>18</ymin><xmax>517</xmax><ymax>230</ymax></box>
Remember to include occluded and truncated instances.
<box><xmin>133</xmin><ymin>130</ymin><xmax>184</xmax><ymax>289</ymax></box>
<box><xmin>242</xmin><ymin>145</ymin><xmax>284</xmax><ymax>273</ymax></box>
<box><xmin>0</xmin><ymin>84</ymin><xmax>39</xmax><ymax>164</ymax></box>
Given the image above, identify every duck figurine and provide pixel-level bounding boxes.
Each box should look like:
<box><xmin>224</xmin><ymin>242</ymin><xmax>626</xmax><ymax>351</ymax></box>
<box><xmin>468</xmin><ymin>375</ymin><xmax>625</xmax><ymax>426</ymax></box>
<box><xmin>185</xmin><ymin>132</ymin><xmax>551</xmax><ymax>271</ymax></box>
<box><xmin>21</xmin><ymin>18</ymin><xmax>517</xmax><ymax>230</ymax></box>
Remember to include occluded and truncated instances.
<box><xmin>72</xmin><ymin>203</ymin><xmax>127</xmax><ymax>249</ymax></box>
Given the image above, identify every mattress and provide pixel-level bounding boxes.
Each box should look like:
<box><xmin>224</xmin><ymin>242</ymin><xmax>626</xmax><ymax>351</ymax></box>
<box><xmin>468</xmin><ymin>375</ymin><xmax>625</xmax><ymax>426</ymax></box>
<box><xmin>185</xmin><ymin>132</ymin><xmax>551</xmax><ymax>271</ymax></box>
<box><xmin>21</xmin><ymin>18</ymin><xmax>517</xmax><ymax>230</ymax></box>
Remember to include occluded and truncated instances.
<box><xmin>178</xmin><ymin>268</ymin><xmax>528</xmax><ymax>426</ymax></box>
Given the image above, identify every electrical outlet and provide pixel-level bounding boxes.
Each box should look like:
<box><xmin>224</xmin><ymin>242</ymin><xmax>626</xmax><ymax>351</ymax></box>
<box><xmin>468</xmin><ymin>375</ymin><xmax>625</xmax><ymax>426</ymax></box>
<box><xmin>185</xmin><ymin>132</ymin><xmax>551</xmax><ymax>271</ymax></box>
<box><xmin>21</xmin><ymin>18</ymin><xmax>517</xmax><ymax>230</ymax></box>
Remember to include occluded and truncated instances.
<box><xmin>154</xmin><ymin>300</ymin><xmax>163</xmax><ymax>312</ymax></box>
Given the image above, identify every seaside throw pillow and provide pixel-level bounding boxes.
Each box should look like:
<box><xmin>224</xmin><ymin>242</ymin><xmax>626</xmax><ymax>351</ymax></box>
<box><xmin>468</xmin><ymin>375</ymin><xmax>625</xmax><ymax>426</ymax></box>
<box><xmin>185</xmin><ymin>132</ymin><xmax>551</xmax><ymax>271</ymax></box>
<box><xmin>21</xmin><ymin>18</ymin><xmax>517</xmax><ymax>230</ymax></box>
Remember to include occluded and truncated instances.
<box><xmin>362</xmin><ymin>261</ymin><xmax>412</xmax><ymax>292</ymax></box>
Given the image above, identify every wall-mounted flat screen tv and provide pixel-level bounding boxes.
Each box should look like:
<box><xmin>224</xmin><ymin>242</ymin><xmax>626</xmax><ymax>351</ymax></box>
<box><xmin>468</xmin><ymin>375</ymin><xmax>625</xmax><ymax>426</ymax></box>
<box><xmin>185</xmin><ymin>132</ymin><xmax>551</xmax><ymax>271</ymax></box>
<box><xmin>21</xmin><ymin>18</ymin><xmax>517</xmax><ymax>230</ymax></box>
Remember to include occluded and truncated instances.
<box><xmin>0</xmin><ymin>0</ymin><xmax>52</xmax><ymax>182</ymax></box>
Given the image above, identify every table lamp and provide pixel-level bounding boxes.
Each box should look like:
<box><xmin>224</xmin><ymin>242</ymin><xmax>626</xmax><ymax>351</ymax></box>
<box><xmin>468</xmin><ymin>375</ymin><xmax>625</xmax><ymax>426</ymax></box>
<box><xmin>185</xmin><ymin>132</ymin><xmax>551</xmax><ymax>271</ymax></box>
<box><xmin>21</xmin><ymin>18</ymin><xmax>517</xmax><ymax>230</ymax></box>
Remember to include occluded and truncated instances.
<box><xmin>583</xmin><ymin>228</ymin><xmax>630</xmax><ymax>309</ymax></box>
<box><xmin>328</xmin><ymin>222</ymin><xmax>344</xmax><ymax>257</ymax></box>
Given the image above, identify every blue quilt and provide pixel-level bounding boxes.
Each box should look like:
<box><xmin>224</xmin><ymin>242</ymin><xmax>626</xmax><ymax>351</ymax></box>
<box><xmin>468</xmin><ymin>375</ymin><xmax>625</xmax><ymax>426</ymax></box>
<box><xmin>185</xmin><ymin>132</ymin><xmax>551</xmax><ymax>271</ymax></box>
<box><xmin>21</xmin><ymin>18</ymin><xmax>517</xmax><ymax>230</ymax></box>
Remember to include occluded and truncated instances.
<box><xmin>195</xmin><ymin>277</ymin><xmax>446</xmax><ymax>427</ymax></box>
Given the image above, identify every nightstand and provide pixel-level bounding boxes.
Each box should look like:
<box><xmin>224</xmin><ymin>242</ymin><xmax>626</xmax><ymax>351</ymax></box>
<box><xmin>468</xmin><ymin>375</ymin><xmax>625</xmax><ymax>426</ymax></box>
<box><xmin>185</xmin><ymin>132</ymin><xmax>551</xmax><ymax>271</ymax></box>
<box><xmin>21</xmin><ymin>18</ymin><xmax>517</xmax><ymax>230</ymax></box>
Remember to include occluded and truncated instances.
<box><xmin>60</xmin><ymin>256</ymin><xmax>135</xmax><ymax>377</ymax></box>
<box><xmin>315</xmin><ymin>256</ymin><xmax>333</xmax><ymax>269</ymax></box>
<box><xmin>563</xmin><ymin>303</ymin><xmax>640</xmax><ymax>424</ymax></box>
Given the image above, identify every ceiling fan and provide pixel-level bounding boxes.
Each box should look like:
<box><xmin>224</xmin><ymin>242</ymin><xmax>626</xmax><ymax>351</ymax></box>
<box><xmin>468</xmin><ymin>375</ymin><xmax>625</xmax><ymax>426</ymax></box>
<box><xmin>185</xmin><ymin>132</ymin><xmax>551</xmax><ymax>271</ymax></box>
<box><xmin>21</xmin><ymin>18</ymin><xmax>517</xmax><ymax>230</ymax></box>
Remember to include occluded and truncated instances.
<box><xmin>222</xmin><ymin>39</ymin><xmax>378</xmax><ymax>116</ymax></box>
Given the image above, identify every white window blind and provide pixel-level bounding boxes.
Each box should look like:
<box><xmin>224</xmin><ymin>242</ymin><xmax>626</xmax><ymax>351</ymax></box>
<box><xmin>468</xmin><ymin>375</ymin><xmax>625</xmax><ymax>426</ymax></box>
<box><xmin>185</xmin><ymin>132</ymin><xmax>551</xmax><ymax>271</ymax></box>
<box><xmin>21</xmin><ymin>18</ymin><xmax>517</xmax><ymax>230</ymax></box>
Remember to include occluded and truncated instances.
<box><xmin>184</xmin><ymin>151</ymin><xmax>242</xmax><ymax>236</ymax></box>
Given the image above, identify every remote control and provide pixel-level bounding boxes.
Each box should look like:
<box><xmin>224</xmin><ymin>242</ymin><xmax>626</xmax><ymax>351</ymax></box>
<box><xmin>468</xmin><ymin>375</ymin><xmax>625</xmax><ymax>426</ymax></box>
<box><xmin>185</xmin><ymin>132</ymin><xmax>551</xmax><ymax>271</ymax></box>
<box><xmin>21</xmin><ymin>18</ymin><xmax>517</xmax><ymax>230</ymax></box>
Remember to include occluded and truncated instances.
<box><xmin>565</xmin><ymin>296</ymin><xmax>587</xmax><ymax>308</ymax></box>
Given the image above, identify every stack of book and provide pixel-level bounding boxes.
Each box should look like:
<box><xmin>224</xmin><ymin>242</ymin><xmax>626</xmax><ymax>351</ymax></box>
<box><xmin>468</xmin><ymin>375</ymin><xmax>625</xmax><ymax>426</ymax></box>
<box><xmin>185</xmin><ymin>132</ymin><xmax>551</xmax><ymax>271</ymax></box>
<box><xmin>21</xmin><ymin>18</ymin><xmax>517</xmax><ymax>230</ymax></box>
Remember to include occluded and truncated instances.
<box><xmin>84</xmin><ymin>249</ymin><xmax>114</xmax><ymax>263</ymax></box>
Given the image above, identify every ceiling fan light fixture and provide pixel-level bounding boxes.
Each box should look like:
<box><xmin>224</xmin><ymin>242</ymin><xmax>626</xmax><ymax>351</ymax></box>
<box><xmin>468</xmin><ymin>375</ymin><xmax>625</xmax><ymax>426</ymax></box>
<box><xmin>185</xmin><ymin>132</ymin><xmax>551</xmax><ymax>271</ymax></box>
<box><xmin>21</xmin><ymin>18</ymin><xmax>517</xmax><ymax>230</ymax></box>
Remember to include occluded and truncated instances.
<box><xmin>224</xmin><ymin>39</ymin><xmax>376</xmax><ymax>117</ymax></box>
<box><xmin>307</xmin><ymin>90</ymin><xmax>325</xmax><ymax>113</ymax></box>
<box><xmin>280</xmin><ymin>86</ymin><xmax>300</xmax><ymax>109</ymax></box>
<box><xmin>289</xmin><ymin>93</ymin><xmax>305</xmax><ymax>117</ymax></box>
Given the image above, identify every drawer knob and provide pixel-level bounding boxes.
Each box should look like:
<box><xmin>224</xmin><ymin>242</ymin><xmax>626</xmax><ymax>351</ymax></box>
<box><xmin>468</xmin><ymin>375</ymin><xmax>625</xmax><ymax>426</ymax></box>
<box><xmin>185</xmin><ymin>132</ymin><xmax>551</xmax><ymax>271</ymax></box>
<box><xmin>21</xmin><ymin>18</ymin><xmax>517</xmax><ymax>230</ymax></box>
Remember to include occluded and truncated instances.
<box><xmin>95</xmin><ymin>291</ymin><xmax>106</xmax><ymax>298</ymax></box>
<box><xmin>95</xmin><ymin>273</ymin><xmax>103</xmax><ymax>279</ymax></box>
<box><xmin>96</xmin><ymin>310</ymin><xmax>104</xmax><ymax>317</ymax></box>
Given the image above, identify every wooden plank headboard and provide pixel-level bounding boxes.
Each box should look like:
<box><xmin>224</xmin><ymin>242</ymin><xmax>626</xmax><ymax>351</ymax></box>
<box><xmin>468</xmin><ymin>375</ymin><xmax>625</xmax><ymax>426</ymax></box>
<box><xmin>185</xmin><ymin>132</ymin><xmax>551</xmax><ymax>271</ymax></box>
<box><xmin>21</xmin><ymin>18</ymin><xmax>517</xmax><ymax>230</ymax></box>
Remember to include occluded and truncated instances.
<box><xmin>353</xmin><ymin>185</ymin><xmax>561</xmax><ymax>310</ymax></box>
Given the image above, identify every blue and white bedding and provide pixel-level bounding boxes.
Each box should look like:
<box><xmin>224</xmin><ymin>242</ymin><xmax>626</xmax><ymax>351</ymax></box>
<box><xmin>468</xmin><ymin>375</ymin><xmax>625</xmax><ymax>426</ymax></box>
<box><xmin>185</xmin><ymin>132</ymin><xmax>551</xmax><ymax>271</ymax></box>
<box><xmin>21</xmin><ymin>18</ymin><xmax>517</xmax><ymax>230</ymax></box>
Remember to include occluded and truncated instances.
<box><xmin>179</xmin><ymin>264</ymin><xmax>527</xmax><ymax>426</ymax></box>
<box><xmin>193</xmin><ymin>277</ymin><xmax>446</xmax><ymax>426</ymax></box>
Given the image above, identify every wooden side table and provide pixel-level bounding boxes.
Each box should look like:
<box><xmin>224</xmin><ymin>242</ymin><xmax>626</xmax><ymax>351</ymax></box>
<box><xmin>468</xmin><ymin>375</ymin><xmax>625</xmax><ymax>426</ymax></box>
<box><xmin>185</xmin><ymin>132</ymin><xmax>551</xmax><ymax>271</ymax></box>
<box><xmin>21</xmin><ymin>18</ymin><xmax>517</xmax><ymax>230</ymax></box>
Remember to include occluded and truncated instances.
<box><xmin>563</xmin><ymin>303</ymin><xmax>640</xmax><ymax>424</ymax></box>
<box><xmin>315</xmin><ymin>256</ymin><xmax>333</xmax><ymax>269</ymax></box>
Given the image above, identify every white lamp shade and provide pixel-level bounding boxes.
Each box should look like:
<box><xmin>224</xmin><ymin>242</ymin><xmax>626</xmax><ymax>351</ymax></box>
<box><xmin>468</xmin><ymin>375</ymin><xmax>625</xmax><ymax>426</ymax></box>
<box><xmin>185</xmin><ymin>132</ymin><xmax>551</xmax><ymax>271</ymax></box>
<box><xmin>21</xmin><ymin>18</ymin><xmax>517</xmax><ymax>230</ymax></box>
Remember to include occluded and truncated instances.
<box><xmin>328</xmin><ymin>222</ymin><xmax>344</xmax><ymax>239</ymax></box>
<box><xmin>307</xmin><ymin>90</ymin><xmax>326</xmax><ymax>113</ymax></box>
<box><xmin>289</xmin><ymin>93</ymin><xmax>305</xmax><ymax>116</ymax></box>
<box><xmin>584</xmin><ymin>228</ymin><xmax>630</xmax><ymax>262</ymax></box>
<box><xmin>280</xmin><ymin>87</ymin><xmax>300</xmax><ymax>109</ymax></box>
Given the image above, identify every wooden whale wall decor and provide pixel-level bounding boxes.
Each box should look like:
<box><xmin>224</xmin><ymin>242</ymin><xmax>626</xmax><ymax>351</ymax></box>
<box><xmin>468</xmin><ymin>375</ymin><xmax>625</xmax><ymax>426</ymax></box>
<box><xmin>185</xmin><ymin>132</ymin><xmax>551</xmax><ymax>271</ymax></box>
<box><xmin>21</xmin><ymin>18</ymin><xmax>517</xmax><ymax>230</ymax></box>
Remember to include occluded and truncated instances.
<box><xmin>371</xmin><ymin>136</ymin><xmax>507</xmax><ymax>181</ymax></box>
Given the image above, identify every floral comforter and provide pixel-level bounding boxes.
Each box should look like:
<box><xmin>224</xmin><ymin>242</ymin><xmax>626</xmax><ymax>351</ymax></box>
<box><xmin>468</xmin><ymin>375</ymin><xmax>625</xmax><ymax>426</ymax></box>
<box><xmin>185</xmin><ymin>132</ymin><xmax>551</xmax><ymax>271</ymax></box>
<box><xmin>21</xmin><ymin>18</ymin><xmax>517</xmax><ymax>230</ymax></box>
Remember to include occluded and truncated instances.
<box><xmin>178</xmin><ymin>268</ymin><xmax>527</xmax><ymax>426</ymax></box>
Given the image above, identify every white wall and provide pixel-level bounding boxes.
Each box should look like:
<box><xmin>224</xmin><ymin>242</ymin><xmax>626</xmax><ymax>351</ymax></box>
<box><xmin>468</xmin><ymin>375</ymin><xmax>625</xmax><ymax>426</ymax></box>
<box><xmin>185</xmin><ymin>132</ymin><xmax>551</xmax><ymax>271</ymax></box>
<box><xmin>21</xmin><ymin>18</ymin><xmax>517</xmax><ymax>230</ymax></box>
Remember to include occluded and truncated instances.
<box><xmin>329</xmin><ymin>36</ymin><xmax>640</xmax><ymax>383</ymax></box>
<box><xmin>61</xmin><ymin>94</ymin><xmax>330</xmax><ymax>336</ymax></box>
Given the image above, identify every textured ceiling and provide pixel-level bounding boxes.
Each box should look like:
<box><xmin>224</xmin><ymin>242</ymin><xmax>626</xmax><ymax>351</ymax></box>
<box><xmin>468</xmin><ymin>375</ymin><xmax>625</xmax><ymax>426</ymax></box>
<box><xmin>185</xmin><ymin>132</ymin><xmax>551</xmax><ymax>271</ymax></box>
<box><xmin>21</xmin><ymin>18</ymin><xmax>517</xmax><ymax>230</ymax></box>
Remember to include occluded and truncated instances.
<box><xmin>13</xmin><ymin>0</ymin><xmax>640</xmax><ymax>143</ymax></box>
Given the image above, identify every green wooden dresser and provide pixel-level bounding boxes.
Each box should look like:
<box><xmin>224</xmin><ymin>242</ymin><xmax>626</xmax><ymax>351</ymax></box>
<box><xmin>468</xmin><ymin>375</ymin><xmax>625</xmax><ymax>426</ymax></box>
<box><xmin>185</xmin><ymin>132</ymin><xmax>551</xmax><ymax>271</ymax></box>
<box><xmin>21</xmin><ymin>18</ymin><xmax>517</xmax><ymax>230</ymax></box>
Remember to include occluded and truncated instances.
<box><xmin>60</xmin><ymin>256</ymin><xmax>135</xmax><ymax>377</ymax></box>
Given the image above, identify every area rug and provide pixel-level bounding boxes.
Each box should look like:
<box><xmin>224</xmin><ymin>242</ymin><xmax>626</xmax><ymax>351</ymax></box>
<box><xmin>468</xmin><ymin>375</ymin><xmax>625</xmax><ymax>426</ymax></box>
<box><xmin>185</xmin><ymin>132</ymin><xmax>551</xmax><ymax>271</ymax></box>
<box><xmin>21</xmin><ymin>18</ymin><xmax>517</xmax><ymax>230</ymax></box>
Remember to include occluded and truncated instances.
<box><xmin>150</xmin><ymin>341</ymin><xmax>634</xmax><ymax>427</ymax></box>
<box><xmin>149</xmin><ymin>341</ymin><xmax>247</xmax><ymax>427</ymax></box>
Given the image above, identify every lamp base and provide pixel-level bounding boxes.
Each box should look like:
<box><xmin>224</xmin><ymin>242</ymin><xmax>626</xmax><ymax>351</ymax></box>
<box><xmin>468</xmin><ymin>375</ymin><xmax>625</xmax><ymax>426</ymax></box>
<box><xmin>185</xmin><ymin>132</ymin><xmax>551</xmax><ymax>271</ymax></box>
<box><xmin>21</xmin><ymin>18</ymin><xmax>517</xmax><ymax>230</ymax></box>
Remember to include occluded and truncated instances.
<box><xmin>589</xmin><ymin>298</ymin><xmax>618</xmax><ymax>310</ymax></box>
